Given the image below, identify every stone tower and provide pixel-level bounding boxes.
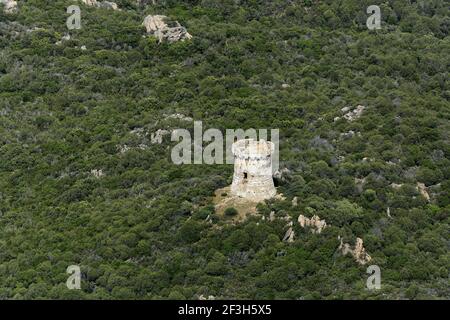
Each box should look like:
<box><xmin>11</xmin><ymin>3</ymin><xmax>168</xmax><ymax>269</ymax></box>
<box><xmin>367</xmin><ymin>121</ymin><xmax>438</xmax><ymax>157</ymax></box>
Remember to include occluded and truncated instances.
<box><xmin>230</xmin><ymin>139</ymin><xmax>276</xmax><ymax>201</ymax></box>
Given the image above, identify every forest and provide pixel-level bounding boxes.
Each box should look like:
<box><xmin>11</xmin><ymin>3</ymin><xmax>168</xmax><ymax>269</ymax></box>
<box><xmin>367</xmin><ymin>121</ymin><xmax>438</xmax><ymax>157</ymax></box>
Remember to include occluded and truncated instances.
<box><xmin>0</xmin><ymin>0</ymin><xmax>448</xmax><ymax>299</ymax></box>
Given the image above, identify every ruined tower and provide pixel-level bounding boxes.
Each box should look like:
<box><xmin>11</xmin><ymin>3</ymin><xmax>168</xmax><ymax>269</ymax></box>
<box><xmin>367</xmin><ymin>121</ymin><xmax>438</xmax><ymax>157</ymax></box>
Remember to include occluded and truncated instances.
<box><xmin>230</xmin><ymin>139</ymin><xmax>276</xmax><ymax>201</ymax></box>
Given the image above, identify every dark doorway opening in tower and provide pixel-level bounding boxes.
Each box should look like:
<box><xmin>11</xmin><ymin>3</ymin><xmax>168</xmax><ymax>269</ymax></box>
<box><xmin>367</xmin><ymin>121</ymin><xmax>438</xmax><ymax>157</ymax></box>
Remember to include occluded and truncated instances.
<box><xmin>243</xmin><ymin>172</ymin><xmax>248</xmax><ymax>180</ymax></box>
<box><xmin>273</xmin><ymin>177</ymin><xmax>280</xmax><ymax>187</ymax></box>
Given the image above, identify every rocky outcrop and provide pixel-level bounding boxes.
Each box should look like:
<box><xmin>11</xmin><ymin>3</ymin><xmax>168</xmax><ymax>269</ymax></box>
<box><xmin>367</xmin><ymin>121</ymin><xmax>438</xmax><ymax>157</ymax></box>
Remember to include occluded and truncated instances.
<box><xmin>118</xmin><ymin>144</ymin><xmax>130</xmax><ymax>154</ymax></box>
<box><xmin>143</xmin><ymin>15</ymin><xmax>167</xmax><ymax>32</ymax></box>
<box><xmin>81</xmin><ymin>0</ymin><xmax>97</xmax><ymax>5</ymax></box>
<box><xmin>165</xmin><ymin>113</ymin><xmax>193</xmax><ymax>122</ymax></box>
<box><xmin>55</xmin><ymin>34</ymin><xmax>71</xmax><ymax>45</ymax></box>
<box><xmin>269</xmin><ymin>211</ymin><xmax>275</xmax><ymax>222</ymax></box>
<box><xmin>150</xmin><ymin>129</ymin><xmax>170</xmax><ymax>144</ymax></box>
<box><xmin>417</xmin><ymin>182</ymin><xmax>430</xmax><ymax>202</ymax></box>
<box><xmin>390</xmin><ymin>182</ymin><xmax>431</xmax><ymax>202</ymax></box>
<box><xmin>340</xmin><ymin>130</ymin><xmax>361</xmax><ymax>139</ymax></box>
<box><xmin>390</xmin><ymin>182</ymin><xmax>403</xmax><ymax>190</ymax></box>
<box><xmin>335</xmin><ymin>105</ymin><xmax>366</xmax><ymax>122</ymax></box>
<box><xmin>98</xmin><ymin>1</ymin><xmax>119</xmax><ymax>10</ymax></box>
<box><xmin>338</xmin><ymin>237</ymin><xmax>372</xmax><ymax>265</ymax></box>
<box><xmin>80</xmin><ymin>0</ymin><xmax>120</xmax><ymax>10</ymax></box>
<box><xmin>143</xmin><ymin>15</ymin><xmax>192</xmax><ymax>43</ymax></box>
<box><xmin>292</xmin><ymin>197</ymin><xmax>298</xmax><ymax>207</ymax></box>
<box><xmin>283</xmin><ymin>225</ymin><xmax>295</xmax><ymax>243</ymax></box>
<box><xmin>343</xmin><ymin>105</ymin><xmax>365</xmax><ymax>121</ymax></box>
<box><xmin>0</xmin><ymin>0</ymin><xmax>18</xmax><ymax>14</ymax></box>
<box><xmin>386</xmin><ymin>207</ymin><xmax>392</xmax><ymax>218</ymax></box>
<box><xmin>298</xmin><ymin>214</ymin><xmax>327</xmax><ymax>234</ymax></box>
<box><xmin>91</xmin><ymin>169</ymin><xmax>104</xmax><ymax>178</ymax></box>
<box><xmin>273</xmin><ymin>167</ymin><xmax>292</xmax><ymax>183</ymax></box>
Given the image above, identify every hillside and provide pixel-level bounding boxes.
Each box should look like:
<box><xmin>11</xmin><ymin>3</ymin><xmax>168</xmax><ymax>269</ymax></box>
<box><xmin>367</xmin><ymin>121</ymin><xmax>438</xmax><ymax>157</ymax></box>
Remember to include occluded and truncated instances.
<box><xmin>0</xmin><ymin>0</ymin><xmax>449</xmax><ymax>299</ymax></box>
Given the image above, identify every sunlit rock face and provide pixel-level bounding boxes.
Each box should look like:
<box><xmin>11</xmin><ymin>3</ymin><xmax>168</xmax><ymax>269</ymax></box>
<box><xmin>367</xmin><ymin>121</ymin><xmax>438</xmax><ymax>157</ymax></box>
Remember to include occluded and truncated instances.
<box><xmin>338</xmin><ymin>237</ymin><xmax>372</xmax><ymax>265</ymax></box>
<box><xmin>230</xmin><ymin>139</ymin><xmax>276</xmax><ymax>202</ymax></box>
<box><xmin>143</xmin><ymin>15</ymin><xmax>168</xmax><ymax>33</ymax></box>
<box><xmin>80</xmin><ymin>0</ymin><xmax>120</xmax><ymax>10</ymax></box>
<box><xmin>298</xmin><ymin>215</ymin><xmax>327</xmax><ymax>234</ymax></box>
<box><xmin>143</xmin><ymin>14</ymin><xmax>192</xmax><ymax>43</ymax></box>
<box><xmin>1</xmin><ymin>0</ymin><xmax>18</xmax><ymax>14</ymax></box>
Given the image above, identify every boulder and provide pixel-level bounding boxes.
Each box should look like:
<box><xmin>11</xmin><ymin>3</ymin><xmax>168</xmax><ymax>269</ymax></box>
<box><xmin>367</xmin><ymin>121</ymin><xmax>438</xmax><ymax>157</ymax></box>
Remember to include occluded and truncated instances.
<box><xmin>91</xmin><ymin>169</ymin><xmax>104</xmax><ymax>178</ymax></box>
<box><xmin>338</xmin><ymin>237</ymin><xmax>371</xmax><ymax>265</ymax></box>
<box><xmin>298</xmin><ymin>214</ymin><xmax>327</xmax><ymax>234</ymax></box>
<box><xmin>0</xmin><ymin>0</ymin><xmax>18</xmax><ymax>14</ymax></box>
<box><xmin>143</xmin><ymin>15</ymin><xmax>168</xmax><ymax>33</ymax></box>
<box><xmin>269</xmin><ymin>211</ymin><xmax>275</xmax><ymax>222</ymax></box>
<box><xmin>80</xmin><ymin>0</ymin><xmax>120</xmax><ymax>10</ymax></box>
<box><xmin>143</xmin><ymin>14</ymin><xmax>192</xmax><ymax>43</ymax></box>
<box><xmin>417</xmin><ymin>182</ymin><xmax>430</xmax><ymax>202</ymax></box>
<box><xmin>282</xmin><ymin>227</ymin><xmax>294</xmax><ymax>243</ymax></box>
<box><xmin>81</xmin><ymin>0</ymin><xmax>98</xmax><ymax>6</ymax></box>
<box><xmin>165</xmin><ymin>113</ymin><xmax>193</xmax><ymax>122</ymax></box>
<box><xmin>390</xmin><ymin>183</ymin><xmax>403</xmax><ymax>190</ymax></box>
<box><xmin>342</xmin><ymin>105</ymin><xmax>366</xmax><ymax>122</ymax></box>
<box><xmin>273</xmin><ymin>167</ymin><xmax>292</xmax><ymax>183</ymax></box>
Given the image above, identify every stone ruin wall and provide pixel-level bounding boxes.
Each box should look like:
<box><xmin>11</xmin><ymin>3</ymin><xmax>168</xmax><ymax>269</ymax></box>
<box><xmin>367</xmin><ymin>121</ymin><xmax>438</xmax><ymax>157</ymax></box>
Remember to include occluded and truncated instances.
<box><xmin>230</xmin><ymin>139</ymin><xmax>276</xmax><ymax>201</ymax></box>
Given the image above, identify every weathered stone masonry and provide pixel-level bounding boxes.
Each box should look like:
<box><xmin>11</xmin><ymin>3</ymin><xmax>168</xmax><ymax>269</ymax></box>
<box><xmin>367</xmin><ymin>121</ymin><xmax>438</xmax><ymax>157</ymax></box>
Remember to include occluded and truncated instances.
<box><xmin>230</xmin><ymin>139</ymin><xmax>276</xmax><ymax>201</ymax></box>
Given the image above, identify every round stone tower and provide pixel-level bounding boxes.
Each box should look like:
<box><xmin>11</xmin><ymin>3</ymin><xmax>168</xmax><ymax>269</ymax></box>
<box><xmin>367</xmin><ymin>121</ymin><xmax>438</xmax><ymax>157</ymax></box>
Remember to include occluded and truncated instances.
<box><xmin>230</xmin><ymin>139</ymin><xmax>276</xmax><ymax>201</ymax></box>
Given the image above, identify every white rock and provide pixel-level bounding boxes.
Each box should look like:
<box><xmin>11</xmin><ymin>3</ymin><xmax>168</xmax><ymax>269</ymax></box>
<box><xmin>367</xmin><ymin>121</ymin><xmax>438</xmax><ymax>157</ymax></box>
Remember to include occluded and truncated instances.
<box><xmin>150</xmin><ymin>129</ymin><xmax>170</xmax><ymax>144</ymax></box>
<box><xmin>165</xmin><ymin>113</ymin><xmax>193</xmax><ymax>122</ymax></box>
<box><xmin>143</xmin><ymin>15</ymin><xmax>168</xmax><ymax>33</ymax></box>
<box><xmin>340</xmin><ymin>130</ymin><xmax>355</xmax><ymax>139</ymax></box>
<box><xmin>339</xmin><ymin>237</ymin><xmax>371</xmax><ymax>265</ymax></box>
<box><xmin>282</xmin><ymin>227</ymin><xmax>295</xmax><ymax>243</ymax></box>
<box><xmin>137</xmin><ymin>144</ymin><xmax>148</xmax><ymax>150</ymax></box>
<box><xmin>99</xmin><ymin>1</ymin><xmax>120</xmax><ymax>10</ymax></box>
<box><xmin>343</xmin><ymin>105</ymin><xmax>365</xmax><ymax>122</ymax></box>
<box><xmin>130</xmin><ymin>127</ymin><xmax>146</xmax><ymax>137</ymax></box>
<box><xmin>269</xmin><ymin>211</ymin><xmax>275</xmax><ymax>222</ymax></box>
<box><xmin>390</xmin><ymin>183</ymin><xmax>403</xmax><ymax>190</ymax></box>
<box><xmin>417</xmin><ymin>182</ymin><xmax>430</xmax><ymax>202</ymax></box>
<box><xmin>91</xmin><ymin>169</ymin><xmax>104</xmax><ymax>178</ymax></box>
<box><xmin>81</xmin><ymin>0</ymin><xmax>98</xmax><ymax>6</ymax></box>
<box><xmin>0</xmin><ymin>0</ymin><xmax>18</xmax><ymax>14</ymax></box>
<box><xmin>81</xmin><ymin>0</ymin><xmax>120</xmax><ymax>10</ymax></box>
<box><xmin>56</xmin><ymin>34</ymin><xmax>71</xmax><ymax>45</ymax></box>
<box><xmin>118</xmin><ymin>144</ymin><xmax>130</xmax><ymax>154</ymax></box>
<box><xmin>298</xmin><ymin>214</ymin><xmax>327</xmax><ymax>234</ymax></box>
<box><xmin>143</xmin><ymin>14</ymin><xmax>192</xmax><ymax>43</ymax></box>
<box><xmin>387</xmin><ymin>207</ymin><xmax>392</xmax><ymax>218</ymax></box>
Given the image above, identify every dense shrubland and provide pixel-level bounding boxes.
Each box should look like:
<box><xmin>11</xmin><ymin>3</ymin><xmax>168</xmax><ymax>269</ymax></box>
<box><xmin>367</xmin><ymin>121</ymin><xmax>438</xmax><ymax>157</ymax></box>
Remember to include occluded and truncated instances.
<box><xmin>0</xmin><ymin>0</ymin><xmax>448</xmax><ymax>299</ymax></box>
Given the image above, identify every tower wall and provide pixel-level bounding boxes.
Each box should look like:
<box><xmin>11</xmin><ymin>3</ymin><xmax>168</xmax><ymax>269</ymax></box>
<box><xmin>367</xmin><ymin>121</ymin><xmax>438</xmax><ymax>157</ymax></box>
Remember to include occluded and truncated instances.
<box><xmin>230</xmin><ymin>139</ymin><xmax>276</xmax><ymax>201</ymax></box>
